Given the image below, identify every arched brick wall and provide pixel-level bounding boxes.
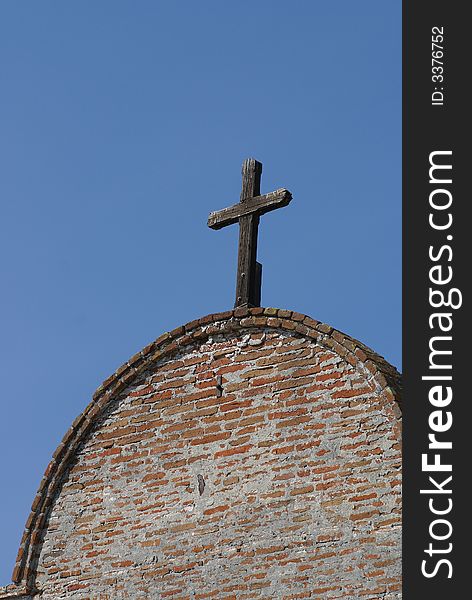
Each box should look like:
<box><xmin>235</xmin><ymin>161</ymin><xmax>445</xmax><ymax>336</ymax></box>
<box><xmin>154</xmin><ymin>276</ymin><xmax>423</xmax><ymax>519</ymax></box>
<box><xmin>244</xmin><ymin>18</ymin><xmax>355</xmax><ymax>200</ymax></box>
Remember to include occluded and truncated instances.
<box><xmin>6</xmin><ymin>308</ymin><xmax>401</xmax><ymax>599</ymax></box>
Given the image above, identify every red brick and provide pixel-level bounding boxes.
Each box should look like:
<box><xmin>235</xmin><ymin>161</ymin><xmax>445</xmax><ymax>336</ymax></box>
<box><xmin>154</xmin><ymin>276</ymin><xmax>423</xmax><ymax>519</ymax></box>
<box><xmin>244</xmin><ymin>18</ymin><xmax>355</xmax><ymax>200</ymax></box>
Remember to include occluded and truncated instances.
<box><xmin>290</xmin><ymin>485</ymin><xmax>314</xmax><ymax>496</ymax></box>
<box><xmin>214</xmin><ymin>444</ymin><xmax>252</xmax><ymax>458</ymax></box>
<box><xmin>203</xmin><ymin>505</ymin><xmax>230</xmax><ymax>516</ymax></box>
<box><xmin>190</xmin><ymin>432</ymin><xmax>231</xmax><ymax>446</ymax></box>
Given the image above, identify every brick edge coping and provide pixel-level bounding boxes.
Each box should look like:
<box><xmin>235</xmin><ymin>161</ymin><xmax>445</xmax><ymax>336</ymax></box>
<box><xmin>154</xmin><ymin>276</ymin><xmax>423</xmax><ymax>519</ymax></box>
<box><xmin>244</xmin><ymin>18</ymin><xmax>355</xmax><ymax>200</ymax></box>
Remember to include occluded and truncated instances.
<box><xmin>0</xmin><ymin>585</ymin><xmax>30</xmax><ymax>600</ymax></box>
<box><xmin>8</xmin><ymin>307</ymin><xmax>402</xmax><ymax>592</ymax></box>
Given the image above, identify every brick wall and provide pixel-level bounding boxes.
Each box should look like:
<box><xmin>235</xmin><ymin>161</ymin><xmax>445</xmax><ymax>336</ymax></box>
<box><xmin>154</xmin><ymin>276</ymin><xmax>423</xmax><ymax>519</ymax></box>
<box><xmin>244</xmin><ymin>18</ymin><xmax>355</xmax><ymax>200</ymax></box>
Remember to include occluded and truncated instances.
<box><xmin>7</xmin><ymin>309</ymin><xmax>401</xmax><ymax>599</ymax></box>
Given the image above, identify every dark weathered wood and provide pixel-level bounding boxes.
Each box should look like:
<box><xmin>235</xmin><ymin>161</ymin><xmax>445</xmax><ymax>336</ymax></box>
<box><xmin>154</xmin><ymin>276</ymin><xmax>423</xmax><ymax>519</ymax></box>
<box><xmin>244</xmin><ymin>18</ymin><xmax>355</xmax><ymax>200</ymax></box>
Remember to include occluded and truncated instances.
<box><xmin>207</xmin><ymin>189</ymin><xmax>292</xmax><ymax>230</ymax></box>
<box><xmin>240</xmin><ymin>157</ymin><xmax>262</xmax><ymax>200</ymax></box>
<box><xmin>208</xmin><ymin>158</ymin><xmax>292</xmax><ymax>308</ymax></box>
<box><xmin>254</xmin><ymin>261</ymin><xmax>262</xmax><ymax>307</ymax></box>
<box><xmin>235</xmin><ymin>213</ymin><xmax>259</xmax><ymax>307</ymax></box>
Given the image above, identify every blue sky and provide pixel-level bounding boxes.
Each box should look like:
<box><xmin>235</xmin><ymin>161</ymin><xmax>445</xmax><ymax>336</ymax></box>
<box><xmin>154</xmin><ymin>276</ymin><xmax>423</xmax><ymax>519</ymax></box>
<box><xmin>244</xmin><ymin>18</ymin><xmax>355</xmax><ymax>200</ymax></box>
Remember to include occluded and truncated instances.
<box><xmin>0</xmin><ymin>1</ymin><xmax>400</xmax><ymax>584</ymax></box>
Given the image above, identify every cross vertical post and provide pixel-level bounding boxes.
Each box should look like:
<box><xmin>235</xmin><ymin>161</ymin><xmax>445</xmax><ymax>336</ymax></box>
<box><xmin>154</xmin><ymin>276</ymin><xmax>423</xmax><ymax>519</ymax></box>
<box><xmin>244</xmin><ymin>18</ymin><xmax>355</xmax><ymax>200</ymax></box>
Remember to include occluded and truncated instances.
<box><xmin>236</xmin><ymin>159</ymin><xmax>263</xmax><ymax>307</ymax></box>
<box><xmin>207</xmin><ymin>158</ymin><xmax>292</xmax><ymax>308</ymax></box>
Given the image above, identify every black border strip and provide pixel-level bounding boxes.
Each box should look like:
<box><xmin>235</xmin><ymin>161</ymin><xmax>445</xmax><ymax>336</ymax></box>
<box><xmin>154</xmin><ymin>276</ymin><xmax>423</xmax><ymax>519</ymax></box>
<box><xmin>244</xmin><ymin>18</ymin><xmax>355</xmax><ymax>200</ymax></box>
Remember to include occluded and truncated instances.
<box><xmin>403</xmin><ymin>2</ymin><xmax>467</xmax><ymax>596</ymax></box>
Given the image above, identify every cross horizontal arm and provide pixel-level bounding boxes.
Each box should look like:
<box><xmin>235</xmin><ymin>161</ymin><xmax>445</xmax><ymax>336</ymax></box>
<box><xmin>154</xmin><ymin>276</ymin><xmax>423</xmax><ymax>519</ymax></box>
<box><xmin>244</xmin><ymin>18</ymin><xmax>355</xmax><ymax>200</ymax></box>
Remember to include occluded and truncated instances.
<box><xmin>207</xmin><ymin>188</ymin><xmax>292</xmax><ymax>230</ymax></box>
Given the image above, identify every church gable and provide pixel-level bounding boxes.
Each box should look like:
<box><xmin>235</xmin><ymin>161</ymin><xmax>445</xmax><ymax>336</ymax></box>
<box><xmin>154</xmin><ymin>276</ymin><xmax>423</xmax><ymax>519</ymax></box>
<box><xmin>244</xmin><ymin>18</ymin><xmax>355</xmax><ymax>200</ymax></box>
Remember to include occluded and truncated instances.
<box><xmin>9</xmin><ymin>309</ymin><xmax>401</xmax><ymax>599</ymax></box>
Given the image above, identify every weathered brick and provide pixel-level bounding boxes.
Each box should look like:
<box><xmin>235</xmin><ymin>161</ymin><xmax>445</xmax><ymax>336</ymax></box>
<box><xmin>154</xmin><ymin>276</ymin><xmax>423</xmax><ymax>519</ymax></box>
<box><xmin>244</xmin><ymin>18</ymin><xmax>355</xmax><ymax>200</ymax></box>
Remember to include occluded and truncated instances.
<box><xmin>290</xmin><ymin>485</ymin><xmax>314</xmax><ymax>496</ymax></box>
<box><xmin>190</xmin><ymin>431</ymin><xmax>231</xmax><ymax>446</ymax></box>
<box><xmin>214</xmin><ymin>444</ymin><xmax>252</xmax><ymax>459</ymax></box>
<box><xmin>11</xmin><ymin>311</ymin><xmax>401</xmax><ymax>600</ymax></box>
<box><xmin>203</xmin><ymin>504</ymin><xmax>230</xmax><ymax>516</ymax></box>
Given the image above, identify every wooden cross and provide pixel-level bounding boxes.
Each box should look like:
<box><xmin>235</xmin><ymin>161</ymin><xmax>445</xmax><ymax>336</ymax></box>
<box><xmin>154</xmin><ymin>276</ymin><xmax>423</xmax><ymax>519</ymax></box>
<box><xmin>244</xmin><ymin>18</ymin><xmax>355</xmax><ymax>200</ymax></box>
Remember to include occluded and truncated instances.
<box><xmin>208</xmin><ymin>158</ymin><xmax>292</xmax><ymax>308</ymax></box>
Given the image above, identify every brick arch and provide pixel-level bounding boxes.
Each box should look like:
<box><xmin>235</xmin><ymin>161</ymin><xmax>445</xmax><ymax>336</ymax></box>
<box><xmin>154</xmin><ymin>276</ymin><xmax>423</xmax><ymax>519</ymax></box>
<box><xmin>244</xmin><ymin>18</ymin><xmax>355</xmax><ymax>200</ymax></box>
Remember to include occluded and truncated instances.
<box><xmin>11</xmin><ymin>307</ymin><xmax>401</xmax><ymax>594</ymax></box>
